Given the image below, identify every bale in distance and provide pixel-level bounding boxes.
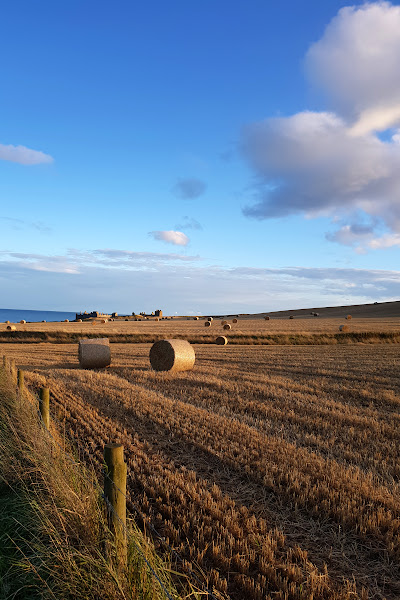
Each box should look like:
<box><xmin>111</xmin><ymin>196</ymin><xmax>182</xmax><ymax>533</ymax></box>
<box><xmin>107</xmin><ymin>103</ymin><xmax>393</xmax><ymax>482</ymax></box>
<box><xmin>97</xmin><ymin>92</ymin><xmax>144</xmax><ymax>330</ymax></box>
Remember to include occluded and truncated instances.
<box><xmin>232</xmin><ymin>318</ymin><xmax>238</xmax><ymax>324</ymax></box>
<box><xmin>155</xmin><ymin>317</ymin><xmax>159</xmax><ymax>321</ymax></box>
<box><xmin>92</xmin><ymin>321</ymin><xmax>97</xmax><ymax>325</ymax></box>
<box><xmin>6</xmin><ymin>325</ymin><xmax>16</xmax><ymax>331</ymax></box>
<box><xmin>64</xmin><ymin>319</ymin><xmax>69</xmax><ymax>323</ymax></box>
<box><xmin>223</xmin><ymin>323</ymin><xmax>231</xmax><ymax>331</ymax></box>
<box><xmin>264</xmin><ymin>316</ymin><xmax>270</xmax><ymax>321</ymax></box>
<box><xmin>78</xmin><ymin>338</ymin><xmax>111</xmax><ymax>368</ymax></box>
<box><xmin>346</xmin><ymin>315</ymin><xmax>352</xmax><ymax>320</ymax></box>
<box><xmin>76</xmin><ymin>319</ymin><xmax>82</xmax><ymax>323</ymax></box>
<box><xmin>42</xmin><ymin>320</ymin><xmax>47</xmax><ymax>323</ymax></box>
<box><xmin>20</xmin><ymin>320</ymin><xmax>26</xmax><ymax>324</ymax></box>
<box><xmin>149</xmin><ymin>339</ymin><xmax>195</xmax><ymax>373</ymax></box>
<box><xmin>221</xmin><ymin>320</ymin><xmax>227</xmax><ymax>326</ymax></box>
<box><xmin>216</xmin><ymin>336</ymin><xmax>228</xmax><ymax>345</ymax></box>
<box><xmin>193</xmin><ymin>316</ymin><xmax>199</xmax><ymax>321</ymax></box>
<box><xmin>339</xmin><ymin>324</ymin><xmax>349</xmax><ymax>332</ymax></box>
<box><xmin>207</xmin><ymin>317</ymin><xmax>213</xmax><ymax>322</ymax></box>
<box><xmin>289</xmin><ymin>315</ymin><xmax>294</xmax><ymax>320</ymax></box>
<box><xmin>205</xmin><ymin>321</ymin><xmax>211</xmax><ymax>327</ymax></box>
<box><xmin>101</xmin><ymin>319</ymin><xmax>108</xmax><ymax>324</ymax></box>
<box><xmin>5</xmin><ymin>320</ymin><xmax>10</xmax><ymax>324</ymax></box>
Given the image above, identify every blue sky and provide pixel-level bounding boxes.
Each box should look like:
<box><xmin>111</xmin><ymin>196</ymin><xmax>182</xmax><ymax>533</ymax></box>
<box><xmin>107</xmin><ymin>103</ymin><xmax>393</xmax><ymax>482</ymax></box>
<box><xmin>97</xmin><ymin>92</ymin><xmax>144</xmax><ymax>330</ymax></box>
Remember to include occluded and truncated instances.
<box><xmin>1</xmin><ymin>1</ymin><xmax>400</xmax><ymax>314</ymax></box>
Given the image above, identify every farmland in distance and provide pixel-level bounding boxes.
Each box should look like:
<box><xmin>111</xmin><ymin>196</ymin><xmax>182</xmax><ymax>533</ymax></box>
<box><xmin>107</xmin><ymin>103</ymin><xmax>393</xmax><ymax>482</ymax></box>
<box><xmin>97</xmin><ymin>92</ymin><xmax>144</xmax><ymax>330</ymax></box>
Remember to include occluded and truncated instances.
<box><xmin>2</xmin><ymin>321</ymin><xmax>400</xmax><ymax>599</ymax></box>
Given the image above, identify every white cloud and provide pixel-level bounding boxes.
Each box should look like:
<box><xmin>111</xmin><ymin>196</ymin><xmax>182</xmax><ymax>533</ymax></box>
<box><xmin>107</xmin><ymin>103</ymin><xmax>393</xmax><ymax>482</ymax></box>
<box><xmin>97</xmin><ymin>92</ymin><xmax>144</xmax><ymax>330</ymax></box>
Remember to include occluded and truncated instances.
<box><xmin>305</xmin><ymin>1</ymin><xmax>400</xmax><ymax>129</ymax></box>
<box><xmin>367</xmin><ymin>233</ymin><xmax>400</xmax><ymax>249</ymax></box>
<box><xmin>149</xmin><ymin>230</ymin><xmax>189</xmax><ymax>246</ymax></box>
<box><xmin>0</xmin><ymin>143</ymin><xmax>53</xmax><ymax>165</ymax></box>
<box><xmin>242</xmin><ymin>2</ymin><xmax>400</xmax><ymax>250</ymax></box>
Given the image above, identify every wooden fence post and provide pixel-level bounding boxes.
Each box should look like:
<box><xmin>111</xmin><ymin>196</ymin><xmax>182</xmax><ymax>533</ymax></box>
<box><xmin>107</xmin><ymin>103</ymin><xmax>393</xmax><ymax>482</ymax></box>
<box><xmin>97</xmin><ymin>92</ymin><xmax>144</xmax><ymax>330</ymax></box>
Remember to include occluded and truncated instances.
<box><xmin>17</xmin><ymin>369</ymin><xmax>24</xmax><ymax>391</ymax></box>
<box><xmin>104</xmin><ymin>443</ymin><xmax>127</xmax><ymax>567</ymax></box>
<box><xmin>39</xmin><ymin>387</ymin><xmax>50</xmax><ymax>429</ymax></box>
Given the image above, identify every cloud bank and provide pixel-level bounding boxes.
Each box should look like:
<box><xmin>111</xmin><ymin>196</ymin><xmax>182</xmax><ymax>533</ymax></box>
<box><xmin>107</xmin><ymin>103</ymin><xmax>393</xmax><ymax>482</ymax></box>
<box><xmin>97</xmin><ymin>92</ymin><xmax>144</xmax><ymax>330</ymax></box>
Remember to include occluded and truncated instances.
<box><xmin>0</xmin><ymin>249</ymin><xmax>399</xmax><ymax>314</ymax></box>
<box><xmin>242</xmin><ymin>2</ymin><xmax>400</xmax><ymax>251</ymax></box>
<box><xmin>0</xmin><ymin>143</ymin><xmax>53</xmax><ymax>165</ymax></box>
<box><xmin>149</xmin><ymin>230</ymin><xmax>189</xmax><ymax>246</ymax></box>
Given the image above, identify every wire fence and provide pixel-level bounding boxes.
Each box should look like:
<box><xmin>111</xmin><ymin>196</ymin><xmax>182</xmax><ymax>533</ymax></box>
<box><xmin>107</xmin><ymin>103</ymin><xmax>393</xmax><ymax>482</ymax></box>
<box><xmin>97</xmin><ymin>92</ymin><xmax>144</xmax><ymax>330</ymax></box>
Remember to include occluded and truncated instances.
<box><xmin>3</xmin><ymin>359</ymin><xmax>221</xmax><ymax>600</ymax></box>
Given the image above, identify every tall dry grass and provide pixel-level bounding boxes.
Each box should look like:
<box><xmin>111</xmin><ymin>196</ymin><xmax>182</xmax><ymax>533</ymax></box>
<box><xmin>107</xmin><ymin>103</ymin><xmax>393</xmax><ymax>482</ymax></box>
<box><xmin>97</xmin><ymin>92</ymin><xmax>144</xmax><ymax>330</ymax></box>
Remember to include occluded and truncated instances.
<box><xmin>0</xmin><ymin>360</ymin><xmax>185</xmax><ymax>600</ymax></box>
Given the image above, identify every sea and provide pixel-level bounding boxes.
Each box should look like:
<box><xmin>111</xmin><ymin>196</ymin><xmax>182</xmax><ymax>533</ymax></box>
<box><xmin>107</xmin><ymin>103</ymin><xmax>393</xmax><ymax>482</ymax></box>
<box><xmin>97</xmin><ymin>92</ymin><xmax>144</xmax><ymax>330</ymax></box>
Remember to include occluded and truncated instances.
<box><xmin>0</xmin><ymin>308</ymin><xmax>76</xmax><ymax>323</ymax></box>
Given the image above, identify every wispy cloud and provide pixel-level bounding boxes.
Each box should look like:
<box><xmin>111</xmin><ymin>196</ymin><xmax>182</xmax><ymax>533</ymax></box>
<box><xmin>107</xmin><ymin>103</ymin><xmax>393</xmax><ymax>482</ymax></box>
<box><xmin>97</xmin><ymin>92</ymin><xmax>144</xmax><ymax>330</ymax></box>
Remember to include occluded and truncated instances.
<box><xmin>0</xmin><ymin>143</ymin><xmax>53</xmax><ymax>165</ymax></box>
<box><xmin>149</xmin><ymin>230</ymin><xmax>189</xmax><ymax>246</ymax></box>
<box><xmin>1</xmin><ymin>217</ymin><xmax>51</xmax><ymax>233</ymax></box>
<box><xmin>241</xmin><ymin>2</ymin><xmax>400</xmax><ymax>251</ymax></box>
<box><xmin>172</xmin><ymin>178</ymin><xmax>206</xmax><ymax>199</ymax></box>
<box><xmin>1</xmin><ymin>249</ymin><xmax>398</xmax><ymax>313</ymax></box>
<box><xmin>175</xmin><ymin>216</ymin><xmax>203</xmax><ymax>231</ymax></box>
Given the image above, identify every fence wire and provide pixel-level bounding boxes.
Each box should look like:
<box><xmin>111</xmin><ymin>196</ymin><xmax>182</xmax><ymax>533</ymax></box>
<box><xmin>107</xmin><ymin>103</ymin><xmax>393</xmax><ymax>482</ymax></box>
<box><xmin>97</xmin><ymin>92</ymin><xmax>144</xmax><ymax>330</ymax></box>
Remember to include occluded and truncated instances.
<box><xmin>4</xmin><ymin>362</ymin><xmax>220</xmax><ymax>600</ymax></box>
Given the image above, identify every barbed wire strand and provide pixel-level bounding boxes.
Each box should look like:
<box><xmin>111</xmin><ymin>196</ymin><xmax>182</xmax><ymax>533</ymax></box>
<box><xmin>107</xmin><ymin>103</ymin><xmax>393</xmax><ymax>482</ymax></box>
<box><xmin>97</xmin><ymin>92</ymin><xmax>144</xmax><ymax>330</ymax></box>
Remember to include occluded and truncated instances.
<box><xmin>47</xmin><ymin>395</ymin><xmax>219</xmax><ymax>599</ymax></box>
<box><xmin>15</xmin><ymin>376</ymin><xmax>218</xmax><ymax>600</ymax></box>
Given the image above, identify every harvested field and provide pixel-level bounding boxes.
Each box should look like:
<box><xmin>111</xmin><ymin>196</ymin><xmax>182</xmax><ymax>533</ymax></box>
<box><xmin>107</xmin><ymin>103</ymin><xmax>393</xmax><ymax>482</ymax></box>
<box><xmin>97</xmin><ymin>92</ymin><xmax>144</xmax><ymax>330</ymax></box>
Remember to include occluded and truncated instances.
<box><xmin>1</xmin><ymin>317</ymin><xmax>400</xmax><ymax>346</ymax></box>
<box><xmin>2</xmin><ymin>340</ymin><xmax>400</xmax><ymax>599</ymax></box>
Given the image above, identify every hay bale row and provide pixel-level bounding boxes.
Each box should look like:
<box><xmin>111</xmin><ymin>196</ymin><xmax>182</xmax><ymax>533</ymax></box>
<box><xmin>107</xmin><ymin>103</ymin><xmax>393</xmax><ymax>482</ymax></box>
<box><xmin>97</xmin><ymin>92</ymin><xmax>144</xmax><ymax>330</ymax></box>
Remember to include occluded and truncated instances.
<box><xmin>78</xmin><ymin>338</ymin><xmax>111</xmax><ymax>368</ymax></box>
<box><xmin>150</xmin><ymin>339</ymin><xmax>195</xmax><ymax>373</ymax></box>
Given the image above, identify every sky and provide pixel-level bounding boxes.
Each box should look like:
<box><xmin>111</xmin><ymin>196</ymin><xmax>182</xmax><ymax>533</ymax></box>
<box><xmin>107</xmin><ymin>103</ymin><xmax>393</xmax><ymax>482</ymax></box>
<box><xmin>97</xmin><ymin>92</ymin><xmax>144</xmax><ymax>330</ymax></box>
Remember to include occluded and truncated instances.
<box><xmin>1</xmin><ymin>0</ymin><xmax>400</xmax><ymax>315</ymax></box>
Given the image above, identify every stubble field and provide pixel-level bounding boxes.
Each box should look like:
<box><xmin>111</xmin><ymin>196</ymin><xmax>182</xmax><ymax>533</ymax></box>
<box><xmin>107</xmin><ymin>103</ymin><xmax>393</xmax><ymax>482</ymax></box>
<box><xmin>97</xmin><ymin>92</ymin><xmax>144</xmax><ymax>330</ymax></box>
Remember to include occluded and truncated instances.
<box><xmin>2</xmin><ymin>319</ymin><xmax>400</xmax><ymax>599</ymax></box>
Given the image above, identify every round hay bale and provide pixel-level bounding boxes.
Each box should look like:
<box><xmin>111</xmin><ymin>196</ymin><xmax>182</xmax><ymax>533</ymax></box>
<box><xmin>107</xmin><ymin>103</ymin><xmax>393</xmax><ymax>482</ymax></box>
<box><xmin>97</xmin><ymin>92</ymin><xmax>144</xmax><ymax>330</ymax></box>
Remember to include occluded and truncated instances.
<box><xmin>78</xmin><ymin>338</ymin><xmax>111</xmax><ymax>368</ymax></box>
<box><xmin>207</xmin><ymin>317</ymin><xmax>213</xmax><ymax>322</ymax></box>
<box><xmin>149</xmin><ymin>339</ymin><xmax>195</xmax><ymax>373</ymax></box>
<box><xmin>64</xmin><ymin>319</ymin><xmax>69</xmax><ymax>323</ymax></box>
<box><xmin>205</xmin><ymin>321</ymin><xmax>211</xmax><ymax>327</ymax></box>
<box><xmin>101</xmin><ymin>319</ymin><xmax>108</xmax><ymax>324</ymax></box>
<box><xmin>20</xmin><ymin>320</ymin><xmax>26</xmax><ymax>324</ymax></box>
<box><xmin>76</xmin><ymin>319</ymin><xmax>82</xmax><ymax>323</ymax></box>
<box><xmin>346</xmin><ymin>314</ymin><xmax>352</xmax><ymax>320</ymax></box>
<box><xmin>155</xmin><ymin>317</ymin><xmax>159</xmax><ymax>321</ymax></box>
<box><xmin>339</xmin><ymin>324</ymin><xmax>349</xmax><ymax>332</ymax></box>
<box><xmin>221</xmin><ymin>320</ymin><xmax>227</xmax><ymax>325</ymax></box>
<box><xmin>232</xmin><ymin>318</ymin><xmax>238</xmax><ymax>324</ymax></box>
<box><xmin>92</xmin><ymin>321</ymin><xmax>97</xmax><ymax>325</ymax></box>
<box><xmin>223</xmin><ymin>323</ymin><xmax>231</xmax><ymax>331</ymax></box>
<box><xmin>193</xmin><ymin>316</ymin><xmax>199</xmax><ymax>321</ymax></box>
<box><xmin>6</xmin><ymin>325</ymin><xmax>16</xmax><ymax>331</ymax></box>
<box><xmin>125</xmin><ymin>318</ymin><xmax>129</xmax><ymax>321</ymax></box>
<box><xmin>289</xmin><ymin>315</ymin><xmax>294</xmax><ymax>319</ymax></box>
<box><xmin>264</xmin><ymin>316</ymin><xmax>270</xmax><ymax>320</ymax></box>
<box><xmin>216</xmin><ymin>336</ymin><xmax>228</xmax><ymax>345</ymax></box>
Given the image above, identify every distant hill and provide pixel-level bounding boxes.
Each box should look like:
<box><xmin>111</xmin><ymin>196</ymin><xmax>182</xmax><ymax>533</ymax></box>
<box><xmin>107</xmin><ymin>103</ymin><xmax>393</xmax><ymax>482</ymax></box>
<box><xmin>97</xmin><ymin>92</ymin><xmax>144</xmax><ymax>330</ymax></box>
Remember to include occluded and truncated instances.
<box><xmin>253</xmin><ymin>300</ymin><xmax>400</xmax><ymax>320</ymax></box>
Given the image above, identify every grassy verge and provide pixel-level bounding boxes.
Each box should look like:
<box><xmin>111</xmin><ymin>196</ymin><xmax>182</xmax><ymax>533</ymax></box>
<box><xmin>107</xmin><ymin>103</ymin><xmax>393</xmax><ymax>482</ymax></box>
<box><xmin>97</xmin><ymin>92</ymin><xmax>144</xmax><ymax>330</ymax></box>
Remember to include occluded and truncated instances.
<box><xmin>0</xmin><ymin>330</ymin><xmax>400</xmax><ymax>345</ymax></box>
<box><xmin>0</xmin><ymin>362</ymin><xmax>184</xmax><ymax>600</ymax></box>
